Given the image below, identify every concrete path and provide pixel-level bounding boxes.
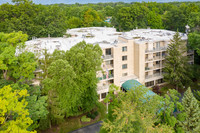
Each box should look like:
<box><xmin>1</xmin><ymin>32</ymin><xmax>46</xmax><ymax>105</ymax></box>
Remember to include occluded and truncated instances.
<box><xmin>70</xmin><ymin>121</ymin><xmax>102</xmax><ymax>133</ymax></box>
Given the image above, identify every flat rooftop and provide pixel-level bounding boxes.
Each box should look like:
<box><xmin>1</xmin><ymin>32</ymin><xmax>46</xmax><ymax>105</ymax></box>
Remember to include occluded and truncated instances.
<box><xmin>25</xmin><ymin>27</ymin><xmax>188</xmax><ymax>54</ymax></box>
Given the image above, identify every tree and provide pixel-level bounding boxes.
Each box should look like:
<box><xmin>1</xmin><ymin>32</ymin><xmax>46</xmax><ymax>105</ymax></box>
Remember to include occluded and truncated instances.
<box><xmin>146</xmin><ymin>11</ymin><xmax>163</xmax><ymax>29</ymax></box>
<box><xmin>163</xmin><ymin>31</ymin><xmax>191</xmax><ymax>90</ymax></box>
<box><xmin>0</xmin><ymin>31</ymin><xmax>29</xmax><ymax>81</ymax></box>
<box><xmin>158</xmin><ymin>89</ymin><xmax>185</xmax><ymax>132</ymax></box>
<box><xmin>12</xmin><ymin>51</ymin><xmax>37</xmax><ymax>83</ymax></box>
<box><xmin>179</xmin><ymin>87</ymin><xmax>200</xmax><ymax>132</ymax></box>
<box><xmin>101</xmin><ymin>86</ymin><xmax>174</xmax><ymax>133</ymax></box>
<box><xmin>162</xmin><ymin>5</ymin><xmax>187</xmax><ymax>32</ymax></box>
<box><xmin>66</xmin><ymin>41</ymin><xmax>103</xmax><ymax>112</ymax></box>
<box><xmin>0</xmin><ymin>85</ymin><xmax>35</xmax><ymax>133</ymax></box>
<box><xmin>188</xmin><ymin>32</ymin><xmax>200</xmax><ymax>55</ymax></box>
<box><xmin>66</xmin><ymin>17</ymin><xmax>82</xmax><ymax>29</ymax></box>
<box><xmin>43</xmin><ymin>59</ymin><xmax>80</xmax><ymax>122</ymax></box>
<box><xmin>193</xmin><ymin>90</ymin><xmax>200</xmax><ymax>102</ymax></box>
<box><xmin>26</xmin><ymin>86</ymin><xmax>49</xmax><ymax>130</ymax></box>
<box><xmin>0</xmin><ymin>32</ymin><xmax>37</xmax><ymax>83</ymax></box>
<box><xmin>82</xmin><ymin>8</ymin><xmax>102</xmax><ymax>27</ymax></box>
<box><xmin>188</xmin><ymin>12</ymin><xmax>200</xmax><ymax>32</ymax></box>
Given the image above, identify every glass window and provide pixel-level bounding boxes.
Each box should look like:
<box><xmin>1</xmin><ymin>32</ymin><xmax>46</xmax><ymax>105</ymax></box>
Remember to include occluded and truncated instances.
<box><xmin>106</xmin><ymin>48</ymin><xmax>111</xmax><ymax>55</ymax></box>
<box><xmin>122</xmin><ymin>73</ymin><xmax>128</xmax><ymax>77</ymax></box>
<box><xmin>122</xmin><ymin>64</ymin><xmax>127</xmax><ymax>69</ymax></box>
<box><xmin>101</xmin><ymin>93</ymin><xmax>107</xmax><ymax>99</ymax></box>
<box><xmin>122</xmin><ymin>55</ymin><xmax>127</xmax><ymax>61</ymax></box>
<box><xmin>122</xmin><ymin>46</ymin><xmax>127</xmax><ymax>52</ymax></box>
<box><xmin>145</xmin><ymin>81</ymin><xmax>154</xmax><ymax>87</ymax></box>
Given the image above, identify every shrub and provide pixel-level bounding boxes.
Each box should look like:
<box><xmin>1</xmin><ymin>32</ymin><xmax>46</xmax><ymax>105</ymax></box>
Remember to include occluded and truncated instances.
<box><xmin>94</xmin><ymin>111</ymin><xmax>99</xmax><ymax>117</ymax></box>
<box><xmin>81</xmin><ymin>115</ymin><xmax>91</xmax><ymax>122</ymax></box>
<box><xmin>87</xmin><ymin>111</ymin><xmax>98</xmax><ymax>120</ymax></box>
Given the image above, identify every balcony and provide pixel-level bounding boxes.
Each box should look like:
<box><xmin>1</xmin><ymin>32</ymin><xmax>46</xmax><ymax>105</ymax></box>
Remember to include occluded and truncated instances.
<box><xmin>102</xmin><ymin>55</ymin><xmax>113</xmax><ymax>60</ymax></box>
<box><xmin>153</xmin><ymin>64</ymin><xmax>161</xmax><ymax>69</ymax></box>
<box><xmin>187</xmin><ymin>50</ymin><xmax>194</xmax><ymax>55</ymax></box>
<box><xmin>145</xmin><ymin>46</ymin><xmax>167</xmax><ymax>53</ymax></box>
<box><xmin>145</xmin><ymin>58</ymin><xmax>153</xmax><ymax>62</ymax></box>
<box><xmin>162</xmin><ymin>55</ymin><xmax>166</xmax><ymax>59</ymax></box>
<box><xmin>103</xmin><ymin>64</ymin><xmax>114</xmax><ymax>70</ymax></box>
<box><xmin>97</xmin><ymin>84</ymin><xmax>110</xmax><ymax>91</ymax></box>
<box><xmin>145</xmin><ymin>67</ymin><xmax>153</xmax><ymax>71</ymax></box>
<box><xmin>145</xmin><ymin>73</ymin><xmax>162</xmax><ymax>79</ymax></box>
<box><xmin>98</xmin><ymin>74</ymin><xmax>114</xmax><ymax>81</ymax></box>
<box><xmin>153</xmin><ymin>56</ymin><xmax>161</xmax><ymax>60</ymax></box>
<box><xmin>188</xmin><ymin>56</ymin><xmax>194</xmax><ymax>61</ymax></box>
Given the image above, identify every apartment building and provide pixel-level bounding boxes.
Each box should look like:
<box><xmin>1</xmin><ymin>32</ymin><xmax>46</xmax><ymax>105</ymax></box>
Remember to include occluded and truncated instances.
<box><xmin>25</xmin><ymin>27</ymin><xmax>194</xmax><ymax>101</ymax></box>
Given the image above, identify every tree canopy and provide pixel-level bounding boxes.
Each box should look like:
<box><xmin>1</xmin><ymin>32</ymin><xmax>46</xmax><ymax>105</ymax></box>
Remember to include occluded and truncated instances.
<box><xmin>0</xmin><ymin>85</ymin><xmax>36</xmax><ymax>133</ymax></box>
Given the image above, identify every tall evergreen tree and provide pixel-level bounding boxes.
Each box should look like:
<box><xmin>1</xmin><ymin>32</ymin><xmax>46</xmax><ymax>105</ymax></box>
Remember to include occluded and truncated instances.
<box><xmin>163</xmin><ymin>31</ymin><xmax>191</xmax><ymax>90</ymax></box>
<box><xmin>180</xmin><ymin>87</ymin><xmax>200</xmax><ymax>132</ymax></box>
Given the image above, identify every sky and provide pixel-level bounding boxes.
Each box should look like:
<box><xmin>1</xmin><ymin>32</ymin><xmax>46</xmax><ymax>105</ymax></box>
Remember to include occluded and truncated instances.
<box><xmin>0</xmin><ymin>0</ymin><xmax>199</xmax><ymax>5</ymax></box>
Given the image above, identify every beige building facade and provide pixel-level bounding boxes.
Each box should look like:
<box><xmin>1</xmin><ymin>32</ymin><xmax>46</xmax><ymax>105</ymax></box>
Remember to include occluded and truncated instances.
<box><xmin>25</xmin><ymin>27</ymin><xmax>194</xmax><ymax>101</ymax></box>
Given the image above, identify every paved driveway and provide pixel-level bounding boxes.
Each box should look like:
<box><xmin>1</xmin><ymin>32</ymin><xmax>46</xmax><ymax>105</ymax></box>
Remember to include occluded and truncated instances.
<box><xmin>70</xmin><ymin>121</ymin><xmax>102</xmax><ymax>133</ymax></box>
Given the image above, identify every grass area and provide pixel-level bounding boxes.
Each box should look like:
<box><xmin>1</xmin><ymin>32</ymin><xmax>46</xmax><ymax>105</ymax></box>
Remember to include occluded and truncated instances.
<box><xmin>41</xmin><ymin>102</ymin><xmax>107</xmax><ymax>133</ymax></box>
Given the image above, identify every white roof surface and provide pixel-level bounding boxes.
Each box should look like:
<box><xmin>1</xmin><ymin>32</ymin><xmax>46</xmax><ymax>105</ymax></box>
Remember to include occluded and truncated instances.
<box><xmin>25</xmin><ymin>27</ymin><xmax>188</xmax><ymax>54</ymax></box>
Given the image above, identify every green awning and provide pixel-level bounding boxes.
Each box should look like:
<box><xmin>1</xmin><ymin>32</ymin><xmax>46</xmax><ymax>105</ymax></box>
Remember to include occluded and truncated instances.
<box><xmin>122</xmin><ymin>79</ymin><xmax>142</xmax><ymax>91</ymax></box>
<box><xmin>122</xmin><ymin>79</ymin><xmax>156</xmax><ymax>97</ymax></box>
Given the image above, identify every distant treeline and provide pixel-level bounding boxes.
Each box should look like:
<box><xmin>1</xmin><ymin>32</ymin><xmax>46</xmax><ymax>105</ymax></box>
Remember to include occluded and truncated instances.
<box><xmin>0</xmin><ymin>0</ymin><xmax>199</xmax><ymax>39</ymax></box>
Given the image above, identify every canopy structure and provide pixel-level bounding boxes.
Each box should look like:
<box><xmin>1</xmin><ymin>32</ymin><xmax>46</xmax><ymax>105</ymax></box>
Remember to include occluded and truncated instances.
<box><xmin>121</xmin><ymin>79</ymin><xmax>156</xmax><ymax>97</ymax></box>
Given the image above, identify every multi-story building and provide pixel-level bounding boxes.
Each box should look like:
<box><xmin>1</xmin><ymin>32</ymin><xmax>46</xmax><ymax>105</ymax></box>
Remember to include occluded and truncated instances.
<box><xmin>25</xmin><ymin>27</ymin><xmax>194</xmax><ymax>101</ymax></box>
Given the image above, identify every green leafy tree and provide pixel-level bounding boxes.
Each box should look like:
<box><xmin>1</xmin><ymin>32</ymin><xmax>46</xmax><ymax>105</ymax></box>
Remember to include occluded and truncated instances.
<box><xmin>66</xmin><ymin>41</ymin><xmax>103</xmax><ymax>112</ymax></box>
<box><xmin>66</xmin><ymin>17</ymin><xmax>82</xmax><ymax>29</ymax></box>
<box><xmin>0</xmin><ymin>31</ymin><xmax>29</xmax><ymax>81</ymax></box>
<box><xmin>162</xmin><ymin>6</ymin><xmax>187</xmax><ymax>32</ymax></box>
<box><xmin>179</xmin><ymin>87</ymin><xmax>200</xmax><ymax>132</ymax></box>
<box><xmin>12</xmin><ymin>51</ymin><xmax>37</xmax><ymax>83</ymax></box>
<box><xmin>101</xmin><ymin>86</ymin><xmax>173</xmax><ymax>133</ymax></box>
<box><xmin>38</xmin><ymin>49</ymin><xmax>52</xmax><ymax>80</ymax></box>
<box><xmin>158</xmin><ymin>89</ymin><xmax>185</xmax><ymax>132</ymax></box>
<box><xmin>43</xmin><ymin>59</ymin><xmax>80</xmax><ymax>122</ymax></box>
<box><xmin>0</xmin><ymin>85</ymin><xmax>36</xmax><ymax>133</ymax></box>
<box><xmin>188</xmin><ymin>32</ymin><xmax>200</xmax><ymax>55</ymax></box>
<box><xmin>82</xmin><ymin>8</ymin><xmax>102</xmax><ymax>27</ymax></box>
<box><xmin>146</xmin><ymin>11</ymin><xmax>163</xmax><ymax>29</ymax></box>
<box><xmin>163</xmin><ymin>31</ymin><xmax>191</xmax><ymax>90</ymax></box>
<box><xmin>26</xmin><ymin>86</ymin><xmax>49</xmax><ymax>130</ymax></box>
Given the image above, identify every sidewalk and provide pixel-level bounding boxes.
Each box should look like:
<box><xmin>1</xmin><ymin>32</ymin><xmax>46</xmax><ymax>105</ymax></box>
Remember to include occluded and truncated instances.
<box><xmin>70</xmin><ymin>121</ymin><xmax>102</xmax><ymax>133</ymax></box>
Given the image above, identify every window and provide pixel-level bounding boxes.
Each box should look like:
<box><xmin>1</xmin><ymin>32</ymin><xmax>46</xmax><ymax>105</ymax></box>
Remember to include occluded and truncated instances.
<box><xmin>145</xmin><ymin>81</ymin><xmax>154</xmax><ymax>87</ymax></box>
<box><xmin>122</xmin><ymin>46</ymin><xmax>127</xmax><ymax>52</ymax></box>
<box><xmin>156</xmin><ymin>53</ymin><xmax>160</xmax><ymax>56</ymax></box>
<box><xmin>122</xmin><ymin>73</ymin><xmax>128</xmax><ymax>77</ymax></box>
<box><xmin>101</xmin><ymin>93</ymin><xmax>107</xmax><ymax>99</ymax></box>
<box><xmin>156</xmin><ymin>42</ymin><xmax>160</xmax><ymax>47</ymax></box>
<box><xmin>122</xmin><ymin>64</ymin><xmax>127</xmax><ymax>69</ymax></box>
<box><xmin>106</xmin><ymin>48</ymin><xmax>111</xmax><ymax>55</ymax></box>
<box><xmin>122</xmin><ymin>55</ymin><xmax>127</xmax><ymax>61</ymax></box>
<box><xmin>156</xmin><ymin>79</ymin><xmax>164</xmax><ymax>84</ymax></box>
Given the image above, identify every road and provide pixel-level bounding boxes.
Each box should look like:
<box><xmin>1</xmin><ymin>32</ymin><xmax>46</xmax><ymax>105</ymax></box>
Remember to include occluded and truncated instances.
<box><xmin>70</xmin><ymin>121</ymin><xmax>102</xmax><ymax>133</ymax></box>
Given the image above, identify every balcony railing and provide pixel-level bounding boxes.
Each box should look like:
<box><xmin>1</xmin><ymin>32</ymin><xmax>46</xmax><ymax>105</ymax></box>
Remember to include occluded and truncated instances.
<box><xmin>103</xmin><ymin>64</ymin><xmax>114</xmax><ymax>70</ymax></box>
<box><xmin>187</xmin><ymin>50</ymin><xmax>194</xmax><ymax>54</ymax></box>
<box><xmin>153</xmin><ymin>64</ymin><xmax>161</xmax><ymax>69</ymax></box>
<box><xmin>98</xmin><ymin>74</ymin><xmax>114</xmax><ymax>80</ymax></box>
<box><xmin>145</xmin><ymin>58</ymin><xmax>153</xmax><ymax>62</ymax></box>
<box><xmin>188</xmin><ymin>56</ymin><xmax>194</xmax><ymax>61</ymax></box>
<box><xmin>145</xmin><ymin>46</ymin><xmax>167</xmax><ymax>53</ymax></box>
<box><xmin>145</xmin><ymin>73</ymin><xmax>162</xmax><ymax>79</ymax></box>
<box><xmin>97</xmin><ymin>84</ymin><xmax>110</xmax><ymax>91</ymax></box>
<box><xmin>102</xmin><ymin>55</ymin><xmax>113</xmax><ymax>60</ymax></box>
<box><xmin>153</xmin><ymin>56</ymin><xmax>161</xmax><ymax>60</ymax></box>
<box><xmin>145</xmin><ymin>67</ymin><xmax>152</xmax><ymax>71</ymax></box>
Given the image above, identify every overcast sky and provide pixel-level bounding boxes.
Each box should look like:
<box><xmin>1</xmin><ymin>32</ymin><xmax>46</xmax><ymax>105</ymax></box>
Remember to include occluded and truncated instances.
<box><xmin>0</xmin><ymin>0</ymin><xmax>199</xmax><ymax>5</ymax></box>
